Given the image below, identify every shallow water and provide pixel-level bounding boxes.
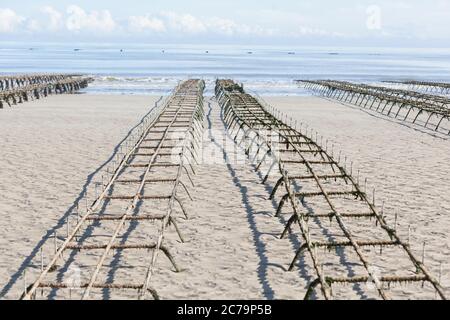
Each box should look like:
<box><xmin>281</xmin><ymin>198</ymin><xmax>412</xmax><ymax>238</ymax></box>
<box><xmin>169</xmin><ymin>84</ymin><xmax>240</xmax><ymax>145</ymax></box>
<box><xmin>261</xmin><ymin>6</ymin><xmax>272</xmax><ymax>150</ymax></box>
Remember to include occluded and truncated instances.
<box><xmin>1</xmin><ymin>42</ymin><xmax>450</xmax><ymax>96</ymax></box>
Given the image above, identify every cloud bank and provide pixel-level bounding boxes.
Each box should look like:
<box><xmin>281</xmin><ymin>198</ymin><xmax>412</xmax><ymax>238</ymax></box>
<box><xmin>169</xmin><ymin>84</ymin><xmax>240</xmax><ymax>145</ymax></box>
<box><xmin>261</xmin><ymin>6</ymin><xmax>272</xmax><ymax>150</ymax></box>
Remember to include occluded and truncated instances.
<box><xmin>66</xmin><ymin>5</ymin><xmax>116</xmax><ymax>33</ymax></box>
<box><xmin>0</xmin><ymin>8</ymin><xmax>25</xmax><ymax>33</ymax></box>
<box><xmin>1</xmin><ymin>2</ymin><xmax>449</xmax><ymax>46</ymax></box>
<box><xmin>0</xmin><ymin>5</ymin><xmax>323</xmax><ymax>39</ymax></box>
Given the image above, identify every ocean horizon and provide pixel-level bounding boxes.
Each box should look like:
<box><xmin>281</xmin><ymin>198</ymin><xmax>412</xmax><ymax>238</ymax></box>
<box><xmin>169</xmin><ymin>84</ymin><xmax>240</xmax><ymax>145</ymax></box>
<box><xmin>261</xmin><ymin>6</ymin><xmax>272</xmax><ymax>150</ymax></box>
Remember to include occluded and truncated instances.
<box><xmin>2</xmin><ymin>42</ymin><xmax>450</xmax><ymax>95</ymax></box>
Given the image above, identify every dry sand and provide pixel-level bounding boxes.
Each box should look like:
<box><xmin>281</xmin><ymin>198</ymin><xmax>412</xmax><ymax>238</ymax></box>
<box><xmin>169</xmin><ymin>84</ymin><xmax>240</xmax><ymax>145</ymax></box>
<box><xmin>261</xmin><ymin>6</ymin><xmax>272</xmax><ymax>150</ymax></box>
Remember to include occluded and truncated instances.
<box><xmin>0</xmin><ymin>94</ymin><xmax>160</xmax><ymax>299</ymax></box>
<box><xmin>150</xmin><ymin>98</ymin><xmax>308</xmax><ymax>300</ymax></box>
<box><xmin>264</xmin><ymin>95</ymin><xmax>450</xmax><ymax>295</ymax></box>
<box><xmin>0</xmin><ymin>92</ymin><xmax>448</xmax><ymax>300</ymax></box>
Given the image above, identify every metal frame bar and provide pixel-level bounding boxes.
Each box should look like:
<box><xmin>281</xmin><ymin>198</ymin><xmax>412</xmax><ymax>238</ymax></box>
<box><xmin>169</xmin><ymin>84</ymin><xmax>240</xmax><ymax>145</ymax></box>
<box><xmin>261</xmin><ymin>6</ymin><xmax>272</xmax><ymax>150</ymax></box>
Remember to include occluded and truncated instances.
<box><xmin>21</xmin><ymin>79</ymin><xmax>205</xmax><ymax>300</ymax></box>
<box><xmin>298</xmin><ymin>80</ymin><xmax>450</xmax><ymax>135</ymax></box>
<box><xmin>0</xmin><ymin>74</ymin><xmax>93</xmax><ymax>108</ymax></box>
<box><xmin>216</xmin><ymin>79</ymin><xmax>446</xmax><ymax>300</ymax></box>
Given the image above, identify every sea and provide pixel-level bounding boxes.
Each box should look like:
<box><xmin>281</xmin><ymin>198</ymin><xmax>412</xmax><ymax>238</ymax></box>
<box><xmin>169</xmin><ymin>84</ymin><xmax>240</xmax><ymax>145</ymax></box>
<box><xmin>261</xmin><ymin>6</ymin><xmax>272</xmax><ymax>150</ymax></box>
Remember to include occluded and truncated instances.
<box><xmin>1</xmin><ymin>42</ymin><xmax>450</xmax><ymax>96</ymax></box>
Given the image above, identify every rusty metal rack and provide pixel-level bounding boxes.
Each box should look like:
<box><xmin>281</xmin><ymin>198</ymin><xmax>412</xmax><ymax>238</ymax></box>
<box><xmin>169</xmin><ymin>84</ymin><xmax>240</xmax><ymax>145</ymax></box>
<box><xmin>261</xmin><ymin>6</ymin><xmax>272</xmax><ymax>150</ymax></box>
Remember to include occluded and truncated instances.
<box><xmin>298</xmin><ymin>80</ymin><xmax>450</xmax><ymax>135</ymax></box>
<box><xmin>0</xmin><ymin>74</ymin><xmax>93</xmax><ymax>108</ymax></box>
<box><xmin>384</xmin><ymin>81</ymin><xmax>450</xmax><ymax>95</ymax></box>
<box><xmin>0</xmin><ymin>74</ymin><xmax>82</xmax><ymax>91</ymax></box>
<box><xmin>21</xmin><ymin>79</ymin><xmax>205</xmax><ymax>300</ymax></box>
<box><xmin>216</xmin><ymin>79</ymin><xmax>446</xmax><ymax>300</ymax></box>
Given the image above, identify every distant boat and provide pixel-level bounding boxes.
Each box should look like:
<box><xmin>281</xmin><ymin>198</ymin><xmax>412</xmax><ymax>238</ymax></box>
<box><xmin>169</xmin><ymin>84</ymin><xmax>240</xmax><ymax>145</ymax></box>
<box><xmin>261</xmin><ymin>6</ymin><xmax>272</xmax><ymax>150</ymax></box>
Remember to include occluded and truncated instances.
<box><xmin>74</xmin><ymin>49</ymin><xmax>81</xmax><ymax>52</ymax></box>
<box><xmin>205</xmin><ymin>51</ymin><xmax>209</xmax><ymax>54</ymax></box>
<box><xmin>288</xmin><ymin>52</ymin><xmax>295</xmax><ymax>55</ymax></box>
<box><xmin>247</xmin><ymin>51</ymin><xmax>253</xmax><ymax>54</ymax></box>
<box><xmin>328</xmin><ymin>52</ymin><xmax>339</xmax><ymax>55</ymax></box>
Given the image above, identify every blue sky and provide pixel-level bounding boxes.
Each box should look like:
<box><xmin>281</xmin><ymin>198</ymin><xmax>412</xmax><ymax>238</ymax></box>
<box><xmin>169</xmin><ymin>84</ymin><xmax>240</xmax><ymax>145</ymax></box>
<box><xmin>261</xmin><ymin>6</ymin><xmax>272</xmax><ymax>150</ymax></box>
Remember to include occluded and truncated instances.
<box><xmin>1</xmin><ymin>0</ymin><xmax>450</xmax><ymax>47</ymax></box>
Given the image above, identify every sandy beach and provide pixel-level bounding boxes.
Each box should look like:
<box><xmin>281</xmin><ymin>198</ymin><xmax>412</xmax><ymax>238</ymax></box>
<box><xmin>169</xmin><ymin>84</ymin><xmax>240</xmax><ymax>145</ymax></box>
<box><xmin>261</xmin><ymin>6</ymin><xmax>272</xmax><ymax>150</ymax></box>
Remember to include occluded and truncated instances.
<box><xmin>265</xmin><ymin>96</ymin><xmax>450</xmax><ymax>294</ymax></box>
<box><xmin>0</xmin><ymin>94</ymin><xmax>160</xmax><ymax>299</ymax></box>
<box><xmin>0</xmin><ymin>92</ymin><xmax>448</xmax><ymax>299</ymax></box>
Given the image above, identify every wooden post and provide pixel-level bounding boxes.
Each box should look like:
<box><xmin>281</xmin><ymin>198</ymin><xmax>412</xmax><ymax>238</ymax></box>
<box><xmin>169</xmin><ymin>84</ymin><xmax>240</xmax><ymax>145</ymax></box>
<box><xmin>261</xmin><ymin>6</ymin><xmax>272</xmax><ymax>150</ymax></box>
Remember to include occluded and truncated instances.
<box><xmin>23</xmin><ymin>270</ymin><xmax>27</xmax><ymax>297</ymax></box>
<box><xmin>408</xmin><ymin>225</ymin><xmax>411</xmax><ymax>246</ymax></box>
<box><xmin>54</xmin><ymin>231</ymin><xmax>57</xmax><ymax>254</ymax></box>
<box><xmin>66</xmin><ymin>217</ymin><xmax>70</xmax><ymax>238</ymax></box>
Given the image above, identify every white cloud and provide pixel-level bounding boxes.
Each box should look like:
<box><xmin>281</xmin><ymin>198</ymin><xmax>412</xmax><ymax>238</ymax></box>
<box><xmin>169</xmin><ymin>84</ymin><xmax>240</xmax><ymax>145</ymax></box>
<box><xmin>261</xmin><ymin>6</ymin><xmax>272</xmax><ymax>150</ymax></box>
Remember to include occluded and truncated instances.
<box><xmin>66</xmin><ymin>5</ymin><xmax>116</xmax><ymax>33</ymax></box>
<box><xmin>206</xmin><ymin>17</ymin><xmax>238</xmax><ymax>36</ymax></box>
<box><xmin>27</xmin><ymin>19</ymin><xmax>41</xmax><ymax>32</ymax></box>
<box><xmin>154</xmin><ymin>13</ymin><xmax>274</xmax><ymax>37</ymax></box>
<box><xmin>42</xmin><ymin>6</ymin><xmax>63</xmax><ymax>31</ymax></box>
<box><xmin>4</xmin><ymin>2</ymin><xmax>450</xmax><ymax>44</ymax></box>
<box><xmin>298</xmin><ymin>26</ymin><xmax>329</xmax><ymax>36</ymax></box>
<box><xmin>161</xmin><ymin>11</ymin><xmax>206</xmax><ymax>34</ymax></box>
<box><xmin>128</xmin><ymin>15</ymin><xmax>166</xmax><ymax>32</ymax></box>
<box><xmin>206</xmin><ymin>17</ymin><xmax>276</xmax><ymax>36</ymax></box>
<box><xmin>0</xmin><ymin>8</ymin><xmax>25</xmax><ymax>33</ymax></box>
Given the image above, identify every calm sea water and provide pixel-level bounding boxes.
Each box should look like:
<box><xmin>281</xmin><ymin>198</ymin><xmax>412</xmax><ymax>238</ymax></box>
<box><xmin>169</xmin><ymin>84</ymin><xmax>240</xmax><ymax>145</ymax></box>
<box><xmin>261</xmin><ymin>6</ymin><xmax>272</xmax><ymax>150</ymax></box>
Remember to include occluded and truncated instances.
<box><xmin>1</xmin><ymin>42</ymin><xmax>450</xmax><ymax>96</ymax></box>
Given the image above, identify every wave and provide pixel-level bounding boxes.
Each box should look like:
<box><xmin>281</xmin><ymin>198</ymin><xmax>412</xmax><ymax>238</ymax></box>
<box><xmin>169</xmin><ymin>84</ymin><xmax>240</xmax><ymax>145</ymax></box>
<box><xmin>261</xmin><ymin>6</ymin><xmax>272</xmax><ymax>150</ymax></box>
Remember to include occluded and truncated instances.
<box><xmin>84</xmin><ymin>76</ymin><xmax>308</xmax><ymax>96</ymax></box>
<box><xmin>92</xmin><ymin>75</ymin><xmax>299</xmax><ymax>86</ymax></box>
<box><xmin>94</xmin><ymin>76</ymin><xmax>181</xmax><ymax>83</ymax></box>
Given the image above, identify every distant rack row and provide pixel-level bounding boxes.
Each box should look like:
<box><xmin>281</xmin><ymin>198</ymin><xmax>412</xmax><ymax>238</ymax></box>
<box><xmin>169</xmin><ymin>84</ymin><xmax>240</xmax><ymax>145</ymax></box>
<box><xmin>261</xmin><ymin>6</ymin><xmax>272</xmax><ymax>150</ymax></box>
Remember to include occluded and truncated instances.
<box><xmin>217</xmin><ymin>79</ymin><xmax>446</xmax><ymax>300</ymax></box>
<box><xmin>384</xmin><ymin>80</ymin><xmax>450</xmax><ymax>94</ymax></box>
<box><xmin>0</xmin><ymin>74</ymin><xmax>93</xmax><ymax>109</ymax></box>
<box><xmin>297</xmin><ymin>80</ymin><xmax>450</xmax><ymax>135</ymax></box>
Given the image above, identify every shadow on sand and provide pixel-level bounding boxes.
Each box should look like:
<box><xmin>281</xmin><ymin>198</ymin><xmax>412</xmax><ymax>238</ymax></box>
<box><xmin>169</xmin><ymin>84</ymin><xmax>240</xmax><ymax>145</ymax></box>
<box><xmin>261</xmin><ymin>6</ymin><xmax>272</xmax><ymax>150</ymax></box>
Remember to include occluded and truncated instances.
<box><xmin>217</xmin><ymin>96</ymin><xmax>366</xmax><ymax>300</ymax></box>
<box><xmin>0</xmin><ymin>97</ymin><xmax>163</xmax><ymax>299</ymax></box>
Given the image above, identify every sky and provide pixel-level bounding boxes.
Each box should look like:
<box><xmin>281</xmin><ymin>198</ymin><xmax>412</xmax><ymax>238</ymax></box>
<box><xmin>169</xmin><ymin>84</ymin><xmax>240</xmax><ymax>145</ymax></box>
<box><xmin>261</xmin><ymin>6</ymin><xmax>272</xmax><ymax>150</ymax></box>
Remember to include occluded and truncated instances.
<box><xmin>1</xmin><ymin>0</ymin><xmax>450</xmax><ymax>47</ymax></box>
